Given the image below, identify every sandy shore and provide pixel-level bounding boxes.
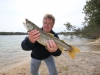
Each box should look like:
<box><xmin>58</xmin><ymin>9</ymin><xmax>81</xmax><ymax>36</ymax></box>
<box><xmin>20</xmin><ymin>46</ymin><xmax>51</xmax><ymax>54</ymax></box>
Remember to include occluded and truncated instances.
<box><xmin>0</xmin><ymin>51</ymin><xmax>100</xmax><ymax>75</ymax></box>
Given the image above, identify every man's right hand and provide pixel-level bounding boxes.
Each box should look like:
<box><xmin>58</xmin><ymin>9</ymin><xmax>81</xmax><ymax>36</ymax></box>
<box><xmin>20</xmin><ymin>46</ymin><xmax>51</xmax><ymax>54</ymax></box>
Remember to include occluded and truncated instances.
<box><xmin>28</xmin><ymin>30</ymin><xmax>40</xmax><ymax>43</ymax></box>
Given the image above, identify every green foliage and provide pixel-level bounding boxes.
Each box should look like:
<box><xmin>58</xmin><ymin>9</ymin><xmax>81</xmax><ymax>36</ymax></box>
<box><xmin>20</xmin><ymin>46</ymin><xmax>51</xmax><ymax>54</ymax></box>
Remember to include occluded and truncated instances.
<box><xmin>64</xmin><ymin>22</ymin><xmax>76</xmax><ymax>31</ymax></box>
<box><xmin>63</xmin><ymin>0</ymin><xmax>100</xmax><ymax>39</ymax></box>
<box><xmin>83</xmin><ymin>0</ymin><xmax>100</xmax><ymax>26</ymax></box>
<box><xmin>81</xmin><ymin>0</ymin><xmax>100</xmax><ymax>38</ymax></box>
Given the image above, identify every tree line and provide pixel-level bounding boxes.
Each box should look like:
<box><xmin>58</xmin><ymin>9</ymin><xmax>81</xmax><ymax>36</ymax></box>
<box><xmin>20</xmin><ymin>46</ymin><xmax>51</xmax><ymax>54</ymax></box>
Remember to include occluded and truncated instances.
<box><xmin>0</xmin><ymin>32</ymin><xmax>27</xmax><ymax>35</ymax></box>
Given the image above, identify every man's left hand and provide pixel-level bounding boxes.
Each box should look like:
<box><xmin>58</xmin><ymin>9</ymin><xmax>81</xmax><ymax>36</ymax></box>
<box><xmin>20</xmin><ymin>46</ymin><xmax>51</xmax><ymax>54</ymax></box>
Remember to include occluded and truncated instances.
<box><xmin>46</xmin><ymin>40</ymin><xmax>58</xmax><ymax>52</ymax></box>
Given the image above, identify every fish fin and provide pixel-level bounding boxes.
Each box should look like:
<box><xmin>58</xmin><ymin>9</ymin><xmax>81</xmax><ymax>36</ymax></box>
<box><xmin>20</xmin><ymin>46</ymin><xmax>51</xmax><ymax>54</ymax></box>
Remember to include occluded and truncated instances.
<box><xmin>61</xmin><ymin>40</ymin><xmax>66</xmax><ymax>43</ymax></box>
<box><xmin>59</xmin><ymin>47</ymin><xmax>64</xmax><ymax>52</ymax></box>
<box><xmin>67</xmin><ymin>46</ymin><xmax>80</xmax><ymax>59</ymax></box>
<box><xmin>48</xmin><ymin>33</ymin><xmax>54</xmax><ymax>36</ymax></box>
<box><xmin>23</xmin><ymin>22</ymin><xmax>26</xmax><ymax>27</ymax></box>
<box><xmin>23</xmin><ymin>22</ymin><xmax>28</xmax><ymax>32</ymax></box>
<box><xmin>23</xmin><ymin>22</ymin><xmax>25</xmax><ymax>24</ymax></box>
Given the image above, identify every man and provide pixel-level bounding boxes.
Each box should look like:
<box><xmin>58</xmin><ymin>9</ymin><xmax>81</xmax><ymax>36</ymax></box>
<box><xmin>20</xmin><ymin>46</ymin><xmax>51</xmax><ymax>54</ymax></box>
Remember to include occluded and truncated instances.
<box><xmin>21</xmin><ymin>14</ymin><xmax>62</xmax><ymax>75</ymax></box>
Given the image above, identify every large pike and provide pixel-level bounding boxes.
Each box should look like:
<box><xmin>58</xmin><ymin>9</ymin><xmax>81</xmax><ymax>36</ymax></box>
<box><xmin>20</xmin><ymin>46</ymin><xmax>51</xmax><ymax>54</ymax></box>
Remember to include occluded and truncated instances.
<box><xmin>23</xmin><ymin>19</ymin><xmax>80</xmax><ymax>58</ymax></box>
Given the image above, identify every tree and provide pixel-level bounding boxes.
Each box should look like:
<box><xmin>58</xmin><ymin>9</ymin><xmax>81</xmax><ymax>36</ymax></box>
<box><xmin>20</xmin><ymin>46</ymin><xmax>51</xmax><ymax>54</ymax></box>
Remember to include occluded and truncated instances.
<box><xmin>64</xmin><ymin>22</ymin><xmax>76</xmax><ymax>31</ymax></box>
<box><xmin>82</xmin><ymin>0</ymin><xmax>100</xmax><ymax>38</ymax></box>
<box><xmin>83</xmin><ymin>0</ymin><xmax>100</xmax><ymax>27</ymax></box>
<box><xmin>63</xmin><ymin>0</ymin><xmax>100</xmax><ymax>38</ymax></box>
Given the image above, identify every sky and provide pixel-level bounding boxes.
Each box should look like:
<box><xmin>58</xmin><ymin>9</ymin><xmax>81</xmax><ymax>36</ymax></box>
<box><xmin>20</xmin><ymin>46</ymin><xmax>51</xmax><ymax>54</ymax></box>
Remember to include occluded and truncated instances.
<box><xmin>0</xmin><ymin>0</ymin><xmax>86</xmax><ymax>32</ymax></box>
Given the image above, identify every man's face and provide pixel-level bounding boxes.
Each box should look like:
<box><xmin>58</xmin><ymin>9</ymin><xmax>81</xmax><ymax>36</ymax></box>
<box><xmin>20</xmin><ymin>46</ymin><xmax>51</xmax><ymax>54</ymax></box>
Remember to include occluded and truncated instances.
<box><xmin>43</xmin><ymin>18</ymin><xmax>54</xmax><ymax>33</ymax></box>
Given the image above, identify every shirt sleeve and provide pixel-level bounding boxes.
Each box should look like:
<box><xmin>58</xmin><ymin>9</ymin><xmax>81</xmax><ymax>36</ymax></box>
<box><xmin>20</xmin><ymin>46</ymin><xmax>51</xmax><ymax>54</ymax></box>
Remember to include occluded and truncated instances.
<box><xmin>50</xmin><ymin>49</ymin><xmax>62</xmax><ymax>56</ymax></box>
<box><xmin>21</xmin><ymin>36</ymin><xmax>36</xmax><ymax>51</ymax></box>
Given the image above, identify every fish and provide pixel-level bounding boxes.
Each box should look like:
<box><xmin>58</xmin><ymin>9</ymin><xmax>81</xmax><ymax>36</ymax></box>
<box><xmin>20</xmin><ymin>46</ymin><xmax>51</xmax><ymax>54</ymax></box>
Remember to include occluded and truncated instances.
<box><xmin>23</xmin><ymin>19</ymin><xmax>80</xmax><ymax>58</ymax></box>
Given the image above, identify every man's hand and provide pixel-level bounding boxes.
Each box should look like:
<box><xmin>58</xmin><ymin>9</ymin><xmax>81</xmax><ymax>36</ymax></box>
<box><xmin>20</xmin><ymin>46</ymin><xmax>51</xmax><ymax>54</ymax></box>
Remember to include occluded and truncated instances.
<box><xmin>28</xmin><ymin>30</ymin><xmax>40</xmax><ymax>43</ymax></box>
<box><xmin>46</xmin><ymin>40</ymin><xmax>58</xmax><ymax>52</ymax></box>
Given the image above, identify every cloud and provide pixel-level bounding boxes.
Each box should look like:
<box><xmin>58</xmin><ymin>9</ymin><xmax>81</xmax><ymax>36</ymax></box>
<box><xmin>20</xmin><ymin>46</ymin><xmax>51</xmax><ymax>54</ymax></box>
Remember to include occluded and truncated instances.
<box><xmin>0</xmin><ymin>0</ymin><xmax>86</xmax><ymax>32</ymax></box>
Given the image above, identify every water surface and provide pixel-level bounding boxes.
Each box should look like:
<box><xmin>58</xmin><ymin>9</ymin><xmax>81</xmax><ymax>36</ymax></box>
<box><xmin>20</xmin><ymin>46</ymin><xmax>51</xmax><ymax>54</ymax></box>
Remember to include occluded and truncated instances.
<box><xmin>0</xmin><ymin>35</ymin><xmax>30</xmax><ymax>68</ymax></box>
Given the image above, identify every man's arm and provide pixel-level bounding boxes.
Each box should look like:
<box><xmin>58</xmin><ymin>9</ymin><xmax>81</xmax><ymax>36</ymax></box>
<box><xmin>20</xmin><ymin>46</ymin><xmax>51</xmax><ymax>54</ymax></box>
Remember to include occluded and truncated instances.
<box><xmin>51</xmin><ymin>49</ymin><xmax>62</xmax><ymax>56</ymax></box>
<box><xmin>21</xmin><ymin>36</ymin><xmax>36</xmax><ymax>51</ymax></box>
<box><xmin>21</xmin><ymin>30</ymin><xmax>40</xmax><ymax>51</ymax></box>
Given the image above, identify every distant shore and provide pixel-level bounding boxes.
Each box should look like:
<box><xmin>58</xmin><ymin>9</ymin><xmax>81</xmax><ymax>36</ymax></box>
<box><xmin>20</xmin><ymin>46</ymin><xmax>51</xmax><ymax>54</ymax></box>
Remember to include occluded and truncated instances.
<box><xmin>0</xmin><ymin>32</ymin><xmax>27</xmax><ymax>35</ymax></box>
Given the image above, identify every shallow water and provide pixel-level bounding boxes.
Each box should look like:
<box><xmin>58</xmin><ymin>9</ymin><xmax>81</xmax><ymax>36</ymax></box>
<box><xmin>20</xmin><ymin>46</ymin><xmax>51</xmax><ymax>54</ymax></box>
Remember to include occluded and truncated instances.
<box><xmin>0</xmin><ymin>35</ymin><xmax>30</xmax><ymax>68</ymax></box>
<box><xmin>59</xmin><ymin>35</ymin><xmax>94</xmax><ymax>44</ymax></box>
<box><xmin>59</xmin><ymin>35</ymin><xmax>100</xmax><ymax>53</ymax></box>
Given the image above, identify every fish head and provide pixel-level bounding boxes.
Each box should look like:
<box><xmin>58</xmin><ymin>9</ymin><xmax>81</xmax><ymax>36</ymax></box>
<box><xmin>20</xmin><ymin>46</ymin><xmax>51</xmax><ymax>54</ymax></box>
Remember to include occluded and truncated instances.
<box><xmin>23</xmin><ymin>19</ymin><xmax>34</xmax><ymax>32</ymax></box>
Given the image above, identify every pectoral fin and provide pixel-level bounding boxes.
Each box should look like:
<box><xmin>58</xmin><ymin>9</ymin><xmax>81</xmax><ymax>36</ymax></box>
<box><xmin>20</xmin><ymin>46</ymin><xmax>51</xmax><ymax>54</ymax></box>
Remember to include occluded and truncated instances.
<box><xmin>67</xmin><ymin>46</ymin><xmax>80</xmax><ymax>59</ymax></box>
<box><xmin>48</xmin><ymin>33</ymin><xmax>54</xmax><ymax>36</ymax></box>
<box><xmin>59</xmin><ymin>47</ymin><xmax>64</xmax><ymax>51</ymax></box>
<box><xmin>61</xmin><ymin>40</ymin><xmax>65</xmax><ymax>43</ymax></box>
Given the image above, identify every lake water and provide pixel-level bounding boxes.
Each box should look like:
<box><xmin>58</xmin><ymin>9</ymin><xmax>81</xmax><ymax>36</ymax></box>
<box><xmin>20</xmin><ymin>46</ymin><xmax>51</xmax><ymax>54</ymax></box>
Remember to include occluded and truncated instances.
<box><xmin>0</xmin><ymin>35</ymin><xmax>31</xmax><ymax>69</ymax></box>
<box><xmin>0</xmin><ymin>35</ymin><xmax>100</xmax><ymax>70</ymax></box>
<box><xmin>59</xmin><ymin>35</ymin><xmax>100</xmax><ymax>53</ymax></box>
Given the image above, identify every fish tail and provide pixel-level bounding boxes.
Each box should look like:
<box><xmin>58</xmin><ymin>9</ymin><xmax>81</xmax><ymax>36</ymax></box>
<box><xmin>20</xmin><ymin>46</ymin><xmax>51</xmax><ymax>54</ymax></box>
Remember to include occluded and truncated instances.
<box><xmin>67</xmin><ymin>46</ymin><xmax>80</xmax><ymax>59</ymax></box>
